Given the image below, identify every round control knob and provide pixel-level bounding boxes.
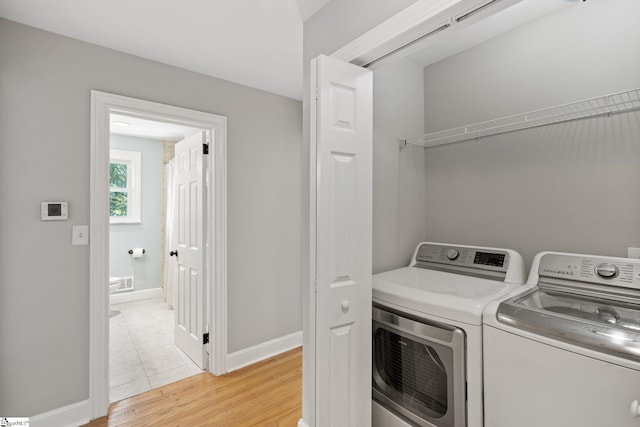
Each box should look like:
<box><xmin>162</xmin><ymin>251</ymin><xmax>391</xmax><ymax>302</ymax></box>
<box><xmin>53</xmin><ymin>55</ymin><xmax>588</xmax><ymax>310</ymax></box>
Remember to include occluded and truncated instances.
<box><xmin>446</xmin><ymin>249</ymin><xmax>460</xmax><ymax>261</ymax></box>
<box><xmin>595</xmin><ymin>263</ymin><xmax>619</xmax><ymax>279</ymax></box>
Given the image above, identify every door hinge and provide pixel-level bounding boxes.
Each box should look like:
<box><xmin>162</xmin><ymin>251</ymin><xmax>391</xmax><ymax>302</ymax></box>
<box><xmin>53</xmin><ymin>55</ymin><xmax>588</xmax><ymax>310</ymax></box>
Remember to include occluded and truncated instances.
<box><xmin>203</xmin><ymin>143</ymin><xmax>209</xmax><ymax>155</ymax></box>
<box><xmin>203</xmin><ymin>332</ymin><xmax>210</xmax><ymax>344</ymax></box>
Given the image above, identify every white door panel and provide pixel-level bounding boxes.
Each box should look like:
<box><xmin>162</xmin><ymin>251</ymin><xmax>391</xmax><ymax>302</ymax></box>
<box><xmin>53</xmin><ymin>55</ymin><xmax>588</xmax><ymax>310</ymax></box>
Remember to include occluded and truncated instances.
<box><xmin>173</xmin><ymin>131</ymin><xmax>206</xmax><ymax>369</ymax></box>
<box><xmin>312</xmin><ymin>54</ymin><xmax>373</xmax><ymax>427</ymax></box>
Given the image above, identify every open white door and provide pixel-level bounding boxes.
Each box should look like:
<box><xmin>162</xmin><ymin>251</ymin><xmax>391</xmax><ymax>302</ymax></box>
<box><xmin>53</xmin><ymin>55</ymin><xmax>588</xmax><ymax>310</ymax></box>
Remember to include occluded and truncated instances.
<box><xmin>302</xmin><ymin>54</ymin><xmax>373</xmax><ymax>427</ymax></box>
<box><xmin>172</xmin><ymin>130</ymin><xmax>207</xmax><ymax>369</ymax></box>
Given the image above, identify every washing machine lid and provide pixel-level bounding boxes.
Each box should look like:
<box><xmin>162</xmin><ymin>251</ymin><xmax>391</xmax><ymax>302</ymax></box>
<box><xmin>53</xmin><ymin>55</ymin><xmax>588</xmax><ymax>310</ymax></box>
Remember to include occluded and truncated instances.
<box><xmin>496</xmin><ymin>252</ymin><xmax>640</xmax><ymax>361</ymax></box>
<box><xmin>497</xmin><ymin>287</ymin><xmax>640</xmax><ymax>361</ymax></box>
<box><xmin>373</xmin><ymin>267</ymin><xmax>516</xmax><ymax>325</ymax></box>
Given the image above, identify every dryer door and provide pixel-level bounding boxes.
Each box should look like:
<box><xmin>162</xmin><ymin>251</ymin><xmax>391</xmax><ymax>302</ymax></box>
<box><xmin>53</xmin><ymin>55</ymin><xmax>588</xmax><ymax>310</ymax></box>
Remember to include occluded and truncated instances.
<box><xmin>372</xmin><ymin>305</ymin><xmax>466</xmax><ymax>427</ymax></box>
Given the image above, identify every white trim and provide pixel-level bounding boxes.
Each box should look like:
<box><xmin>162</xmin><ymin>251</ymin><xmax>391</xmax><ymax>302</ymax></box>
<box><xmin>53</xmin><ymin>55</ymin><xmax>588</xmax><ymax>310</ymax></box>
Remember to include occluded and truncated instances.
<box><xmin>210</xmin><ymin>120</ymin><xmax>228</xmax><ymax>377</ymax></box>
<box><xmin>89</xmin><ymin>93</ymin><xmax>110</xmax><ymax>419</ymax></box>
<box><xmin>30</xmin><ymin>399</ymin><xmax>90</xmax><ymax>427</ymax></box>
<box><xmin>90</xmin><ymin>91</ymin><xmax>228</xmax><ymax>420</ymax></box>
<box><xmin>330</xmin><ymin>0</ymin><xmax>535</xmax><ymax>69</ymax></box>
<box><xmin>300</xmin><ymin>57</ymin><xmax>319</xmax><ymax>427</ymax></box>
<box><xmin>109</xmin><ymin>287</ymin><xmax>163</xmax><ymax>304</ymax></box>
<box><xmin>331</xmin><ymin>0</ymin><xmax>463</xmax><ymax>63</ymax></box>
<box><xmin>225</xmin><ymin>331</ymin><xmax>302</xmax><ymax>373</ymax></box>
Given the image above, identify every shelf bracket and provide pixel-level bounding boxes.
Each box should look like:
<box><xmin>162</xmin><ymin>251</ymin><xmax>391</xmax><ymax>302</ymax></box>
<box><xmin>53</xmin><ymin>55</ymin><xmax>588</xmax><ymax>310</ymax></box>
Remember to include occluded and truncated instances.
<box><xmin>398</xmin><ymin>138</ymin><xmax>407</xmax><ymax>151</ymax></box>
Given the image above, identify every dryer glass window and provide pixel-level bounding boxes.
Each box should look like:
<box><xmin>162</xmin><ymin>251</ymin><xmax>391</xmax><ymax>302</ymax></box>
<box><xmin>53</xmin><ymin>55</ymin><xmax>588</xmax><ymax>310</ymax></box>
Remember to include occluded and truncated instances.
<box><xmin>374</xmin><ymin>328</ymin><xmax>449</xmax><ymax>417</ymax></box>
<box><xmin>372</xmin><ymin>305</ymin><xmax>466</xmax><ymax>427</ymax></box>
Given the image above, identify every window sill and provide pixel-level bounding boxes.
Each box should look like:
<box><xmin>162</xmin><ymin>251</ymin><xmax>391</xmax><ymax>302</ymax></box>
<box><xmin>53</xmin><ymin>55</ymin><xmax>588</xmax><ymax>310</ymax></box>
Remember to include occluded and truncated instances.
<box><xmin>110</xmin><ymin>219</ymin><xmax>142</xmax><ymax>225</ymax></box>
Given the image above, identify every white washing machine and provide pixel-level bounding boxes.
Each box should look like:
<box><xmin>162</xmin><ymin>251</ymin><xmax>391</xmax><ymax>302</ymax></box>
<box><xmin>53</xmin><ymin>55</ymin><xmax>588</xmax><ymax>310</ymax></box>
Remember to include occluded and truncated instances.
<box><xmin>483</xmin><ymin>251</ymin><xmax>640</xmax><ymax>427</ymax></box>
<box><xmin>372</xmin><ymin>242</ymin><xmax>526</xmax><ymax>427</ymax></box>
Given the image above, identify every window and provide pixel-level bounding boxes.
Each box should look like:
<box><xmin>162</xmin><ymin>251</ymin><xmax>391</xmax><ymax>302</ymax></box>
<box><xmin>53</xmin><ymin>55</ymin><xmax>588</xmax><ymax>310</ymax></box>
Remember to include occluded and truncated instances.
<box><xmin>110</xmin><ymin>149</ymin><xmax>141</xmax><ymax>223</ymax></box>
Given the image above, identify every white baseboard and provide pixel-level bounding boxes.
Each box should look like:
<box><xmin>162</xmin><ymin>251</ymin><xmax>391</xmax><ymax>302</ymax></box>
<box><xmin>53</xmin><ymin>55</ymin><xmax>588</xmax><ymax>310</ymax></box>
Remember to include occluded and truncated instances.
<box><xmin>226</xmin><ymin>330</ymin><xmax>302</xmax><ymax>372</ymax></box>
<box><xmin>109</xmin><ymin>287</ymin><xmax>163</xmax><ymax>304</ymax></box>
<box><xmin>30</xmin><ymin>399</ymin><xmax>90</xmax><ymax>427</ymax></box>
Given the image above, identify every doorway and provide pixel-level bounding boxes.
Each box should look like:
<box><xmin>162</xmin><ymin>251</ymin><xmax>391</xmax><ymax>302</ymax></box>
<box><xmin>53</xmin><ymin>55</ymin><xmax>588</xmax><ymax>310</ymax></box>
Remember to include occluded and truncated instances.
<box><xmin>108</xmin><ymin>116</ymin><xmax>204</xmax><ymax>402</ymax></box>
<box><xmin>90</xmin><ymin>91</ymin><xmax>228</xmax><ymax>419</ymax></box>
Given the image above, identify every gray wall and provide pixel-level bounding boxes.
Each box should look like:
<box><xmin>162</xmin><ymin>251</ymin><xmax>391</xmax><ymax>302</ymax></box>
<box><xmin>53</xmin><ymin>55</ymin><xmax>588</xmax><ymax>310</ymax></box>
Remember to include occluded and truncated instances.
<box><xmin>0</xmin><ymin>19</ymin><xmax>302</xmax><ymax>416</ymax></box>
<box><xmin>422</xmin><ymin>0</ymin><xmax>640</xmax><ymax>268</ymax></box>
<box><xmin>373</xmin><ymin>59</ymin><xmax>428</xmax><ymax>273</ymax></box>
<box><xmin>109</xmin><ymin>135</ymin><xmax>162</xmax><ymax>291</ymax></box>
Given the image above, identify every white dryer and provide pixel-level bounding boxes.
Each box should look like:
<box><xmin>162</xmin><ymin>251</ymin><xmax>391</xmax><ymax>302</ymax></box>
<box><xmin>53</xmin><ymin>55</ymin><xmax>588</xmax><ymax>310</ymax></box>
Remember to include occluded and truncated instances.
<box><xmin>483</xmin><ymin>251</ymin><xmax>640</xmax><ymax>427</ymax></box>
<box><xmin>372</xmin><ymin>242</ymin><xmax>525</xmax><ymax>427</ymax></box>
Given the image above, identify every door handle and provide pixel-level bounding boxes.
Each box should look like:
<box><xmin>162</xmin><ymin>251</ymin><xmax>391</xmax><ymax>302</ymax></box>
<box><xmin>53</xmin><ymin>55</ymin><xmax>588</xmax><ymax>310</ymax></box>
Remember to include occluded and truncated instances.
<box><xmin>341</xmin><ymin>300</ymin><xmax>350</xmax><ymax>313</ymax></box>
<box><xmin>170</xmin><ymin>250</ymin><xmax>178</xmax><ymax>257</ymax></box>
<box><xmin>631</xmin><ymin>400</ymin><xmax>640</xmax><ymax>418</ymax></box>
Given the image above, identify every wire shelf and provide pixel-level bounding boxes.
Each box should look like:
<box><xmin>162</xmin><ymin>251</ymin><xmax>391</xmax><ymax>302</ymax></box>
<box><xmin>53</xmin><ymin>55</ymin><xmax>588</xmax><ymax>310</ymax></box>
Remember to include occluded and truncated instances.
<box><xmin>399</xmin><ymin>88</ymin><xmax>640</xmax><ymax>149</ymax></box>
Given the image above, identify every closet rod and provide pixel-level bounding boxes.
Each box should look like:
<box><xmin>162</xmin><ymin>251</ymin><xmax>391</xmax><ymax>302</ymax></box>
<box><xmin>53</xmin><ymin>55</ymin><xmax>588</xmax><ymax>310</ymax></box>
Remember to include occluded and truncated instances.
<box><xmin>399</xmin><ymin>88</ymin><xmax>640</xmax><ymax>150</ymax></box>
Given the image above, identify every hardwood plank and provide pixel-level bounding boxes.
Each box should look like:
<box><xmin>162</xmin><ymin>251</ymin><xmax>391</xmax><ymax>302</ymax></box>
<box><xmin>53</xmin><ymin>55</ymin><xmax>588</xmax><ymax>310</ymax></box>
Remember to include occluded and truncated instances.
<box><xmin>84</xmin><ymin>347</ymin><xmax>302</xmax><ymax>426</ymax></box>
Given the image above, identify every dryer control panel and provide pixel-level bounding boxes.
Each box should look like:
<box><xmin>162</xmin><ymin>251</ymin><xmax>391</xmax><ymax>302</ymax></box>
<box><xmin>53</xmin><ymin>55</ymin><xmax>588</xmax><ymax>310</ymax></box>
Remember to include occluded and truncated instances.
<box><xmin>410</xmin><ymin>242</ymin><xmax>525</xmax><ymax>284</ymax></box>
<box><xmin>414</xmin><ymin>243</ymin><xmax>508</xmax><ymax>274</ymax></box>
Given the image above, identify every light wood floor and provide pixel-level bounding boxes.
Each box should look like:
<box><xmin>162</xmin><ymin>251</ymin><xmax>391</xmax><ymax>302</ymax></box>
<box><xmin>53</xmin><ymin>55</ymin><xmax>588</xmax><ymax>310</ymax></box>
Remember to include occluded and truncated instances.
<box><xmin>83</xmin><ymin>347</ymin><xmax>302</xmax><ymax>426</ymax></box>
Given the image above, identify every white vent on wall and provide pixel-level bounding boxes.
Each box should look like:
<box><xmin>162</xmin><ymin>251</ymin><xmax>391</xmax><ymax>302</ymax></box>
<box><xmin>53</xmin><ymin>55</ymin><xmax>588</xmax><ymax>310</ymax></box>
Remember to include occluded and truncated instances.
<box><xmin>115</xmin><ymin>276</ymin><xmax>135</xmax><ymax>292</ymax></box>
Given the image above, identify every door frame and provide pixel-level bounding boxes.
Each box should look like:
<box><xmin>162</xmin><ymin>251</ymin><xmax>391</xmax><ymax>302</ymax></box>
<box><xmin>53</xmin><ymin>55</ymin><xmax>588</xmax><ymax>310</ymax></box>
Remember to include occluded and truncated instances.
<box><xmin>89</xmin><ymin>91</ymin><xmax>228</xmax><ymax>419</ymax></box>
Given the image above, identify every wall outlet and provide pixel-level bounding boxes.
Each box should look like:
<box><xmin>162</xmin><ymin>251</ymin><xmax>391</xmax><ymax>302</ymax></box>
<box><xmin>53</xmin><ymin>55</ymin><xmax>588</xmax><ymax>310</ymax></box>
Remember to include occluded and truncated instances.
<box><xmin>627</xmin><ymin>247</ymin><xmax>640</xmax><ymax>260</ymax></box>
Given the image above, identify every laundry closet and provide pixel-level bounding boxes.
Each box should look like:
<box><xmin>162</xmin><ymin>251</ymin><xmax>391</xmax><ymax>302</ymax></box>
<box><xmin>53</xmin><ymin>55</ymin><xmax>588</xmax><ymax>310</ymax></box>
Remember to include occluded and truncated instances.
<box><xmin>370</xmin><ymin>0</ymin><xmax>640</xmax><ymax>273</ymax></box>
<box><xmin>368</xmin><ymin>1</ymin><xmax>640</xmax><ymax>426</ymax></box>
<box><xmin>365</xmin><ymin>2</ymin><xmax>640</xmax><ymax>426</ymax></box>
<box><xmin>300</xmin><ymin>0</ymin><xmax>640</xmax><ymax>426</ymax></box>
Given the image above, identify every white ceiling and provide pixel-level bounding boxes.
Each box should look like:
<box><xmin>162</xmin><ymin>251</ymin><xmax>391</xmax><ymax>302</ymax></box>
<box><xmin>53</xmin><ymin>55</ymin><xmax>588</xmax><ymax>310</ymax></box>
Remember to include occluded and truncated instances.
<box><xmin>0</xmin><ymin>0</ymin><xmax>308</xmax><ymax>100</ymax></box>
<box><xmin>404</xmin><ymin>0</ymin><xmax>575</xmax><ymax>68</ymax></box>
<box><xmin>296</xmin><ymin>0</ymin><xmax>331</xmax><ymax>21</ymax></box>
<box><xmin>110</xmin><ymin>114</ymin><xmax>201</xmax><ymax>142</ymax></box>
<box><xmin>0</xmin><ymin>0</ymin><xmax>574</xmax><ymax>103</ymax></box>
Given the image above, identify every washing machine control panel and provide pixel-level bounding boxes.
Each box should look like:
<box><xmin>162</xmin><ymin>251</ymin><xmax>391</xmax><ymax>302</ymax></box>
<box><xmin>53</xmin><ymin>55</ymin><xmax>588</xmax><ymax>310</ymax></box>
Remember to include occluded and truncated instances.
<box><xmin>538</xmin><ymin>254</ymin><xmax>640</xmax><ymax>290</ymax></box>
<box><xmin>414</xmin><ymin>243</ymin><xmax>509</xmax><ymax>273</ymax></box>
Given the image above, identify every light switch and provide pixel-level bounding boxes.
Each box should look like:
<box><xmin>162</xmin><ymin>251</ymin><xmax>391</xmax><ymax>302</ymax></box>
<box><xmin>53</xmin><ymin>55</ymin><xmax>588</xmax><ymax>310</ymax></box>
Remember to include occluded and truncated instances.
<box><xmin>72</xmin><ymin>225</ymin><xmax>89</xmax><ymax>245</ymax></box>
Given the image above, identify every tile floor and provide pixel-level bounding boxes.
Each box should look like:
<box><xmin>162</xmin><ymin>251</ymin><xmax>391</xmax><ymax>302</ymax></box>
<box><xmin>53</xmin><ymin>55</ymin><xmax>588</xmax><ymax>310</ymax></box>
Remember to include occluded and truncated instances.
<box><xmin>109</xmin><ymin>297</ymin><xmax>202</xmax><ymax>403</ymax></box>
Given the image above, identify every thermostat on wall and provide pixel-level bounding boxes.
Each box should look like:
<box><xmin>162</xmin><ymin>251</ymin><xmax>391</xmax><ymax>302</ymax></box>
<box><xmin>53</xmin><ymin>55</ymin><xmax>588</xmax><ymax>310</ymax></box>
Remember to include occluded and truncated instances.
<box><xmin>41</xmin><ymin>201</ymin><xmax>68</xmax><ymax>221</ymax></box>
